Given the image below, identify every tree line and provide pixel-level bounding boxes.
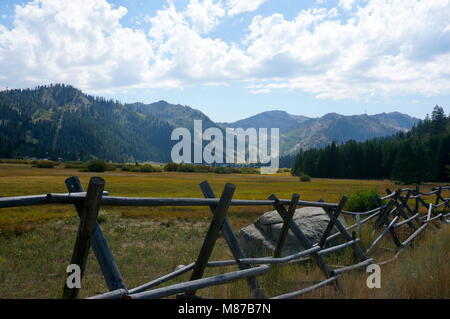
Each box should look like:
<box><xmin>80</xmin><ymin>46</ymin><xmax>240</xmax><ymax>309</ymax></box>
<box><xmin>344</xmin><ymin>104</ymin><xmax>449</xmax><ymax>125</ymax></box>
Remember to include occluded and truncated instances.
<box><xmin>293</xmin><ymin>105</ymin><xmax>450</xmax><ymax>183</ymax></box>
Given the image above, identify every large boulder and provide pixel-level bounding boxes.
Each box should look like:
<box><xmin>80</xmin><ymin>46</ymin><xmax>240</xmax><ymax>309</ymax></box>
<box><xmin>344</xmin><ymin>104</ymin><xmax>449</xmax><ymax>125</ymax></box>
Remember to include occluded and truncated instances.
<box><xmin>238</xmin><ymin>207</ymin><xmax>345</xmax><ymax>258</ymax></box>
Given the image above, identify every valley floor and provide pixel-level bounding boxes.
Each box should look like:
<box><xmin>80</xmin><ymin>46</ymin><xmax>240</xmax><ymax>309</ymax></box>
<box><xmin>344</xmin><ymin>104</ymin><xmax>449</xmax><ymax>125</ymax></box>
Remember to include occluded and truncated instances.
<box><xmin>0</xmin><ymin>164</ymin><xmax>448</xmax><ymax>298</ymax></box>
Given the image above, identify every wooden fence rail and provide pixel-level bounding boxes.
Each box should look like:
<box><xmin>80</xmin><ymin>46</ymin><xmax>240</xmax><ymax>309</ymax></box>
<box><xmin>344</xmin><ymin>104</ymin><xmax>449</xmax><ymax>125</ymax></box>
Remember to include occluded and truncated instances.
<box><xmin>0</xmin><ymin>176</ymin><xmax>449</xmax><ymax>299</ymax></box>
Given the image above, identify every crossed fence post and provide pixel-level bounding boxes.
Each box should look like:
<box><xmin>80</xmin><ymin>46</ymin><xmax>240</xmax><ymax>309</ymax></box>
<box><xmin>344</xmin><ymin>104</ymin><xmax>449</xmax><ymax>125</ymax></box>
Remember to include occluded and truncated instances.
<box><xmin>63</xmin><ymin>177</ymin><xmax>106</xmax><ymax>299</ymax></box>
<box><xmin>198</xmin><ymin>181</ymin><xmax>265</xmax><ymax>299</ymax></box>
<box><xmin>269</xmin><ymin>194</ymin><xmax>332</xmax><ymax>279</ymax></box>
<box><xmin>184</xmin><ymin>183</ymin><xmax>236</xmax><ymax>298</ymax></box>
<box><xmin>64</xmin><ymin>177</ymin><xmax>126</xmax><ymax>294</ymax></box>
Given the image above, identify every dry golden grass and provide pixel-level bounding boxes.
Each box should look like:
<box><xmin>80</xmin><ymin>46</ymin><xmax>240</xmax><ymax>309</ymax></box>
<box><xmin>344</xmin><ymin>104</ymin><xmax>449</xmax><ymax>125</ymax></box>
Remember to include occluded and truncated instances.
<box><xmin>0</xmin><ymin>164</ymin><xmax>448</xmax><ymax>299</ymax></box>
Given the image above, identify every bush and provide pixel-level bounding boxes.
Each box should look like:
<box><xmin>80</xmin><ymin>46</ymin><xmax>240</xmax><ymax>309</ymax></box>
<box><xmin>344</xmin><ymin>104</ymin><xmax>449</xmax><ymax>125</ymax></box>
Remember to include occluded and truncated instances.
<box><xmin>194</xmin><ymin>165</ymin><xmax>213</xmax><ymax>173</ymax></box>
<box><xmin>213</xmin><ymin>166</ymin><xmax>232</xmax><ymax>174</ymax></box>
<box><xmin>64</xmin><ymin>163</ymin><xmax>84</xmax><ymax>169</ymax></box>
<box><xmin>177</xmin><ymin>164</ymin><xmax>196</xmax><ymax>172</ymax></box>
<box><xmin>164</xmin><ymin>162</ymin><xmax>180</xmax><ymax>171</ymax></box>
<box><xmin>104</xmin><ymin>163</ymin><xmax>116</xmax><ymax>171</ymax></box>
<box><xmin>140</xmin><ymin>164</ymin><xmax>162</xmax><ymax>173</ymax></box>
<box><xmin>121</xmin><ymin>165</ymin><xmax>132</xmax><ymax>172</ymax></box>
<box><xmin>239</xmin><ymin>168</ymin><xmax>260</xmax><ymax>174</ymax></box>
<box><xmin>345</xmin><ymin>189</ymin><xmax>381</xmax><ymax>212</ymax></box>
<box><xmin>86</xmin><ymin>159</ymin><xmax>107</xmax><ymax>172</ymax></box>
<box><xmin>33</xmin><ymin>160</ymin><xmax>56</xmax><ymax>168</ymax></box>
<box><xmin>299</xmin><ymin>174</ymin><xmax>311</xmax><ymax>182</ymax></box>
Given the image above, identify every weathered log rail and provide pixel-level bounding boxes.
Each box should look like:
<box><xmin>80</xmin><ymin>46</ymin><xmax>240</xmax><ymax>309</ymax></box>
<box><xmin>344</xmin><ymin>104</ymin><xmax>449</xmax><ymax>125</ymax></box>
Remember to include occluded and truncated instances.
<box><xmin>0</xmin><ymin>176</ymin><xmax>449</xmax><ymax>299</ymax></box>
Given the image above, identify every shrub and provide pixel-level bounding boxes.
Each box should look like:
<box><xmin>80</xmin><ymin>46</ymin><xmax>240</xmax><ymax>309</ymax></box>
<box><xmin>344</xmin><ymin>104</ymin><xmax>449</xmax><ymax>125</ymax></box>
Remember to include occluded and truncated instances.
<box><xmin>239</xmin><ymin>168</ymin><xmax>260</xmax><ymax>174</ymax></box>
<box><xmin>33</xmin><ymin>160</ymin><xmax>56</xmax><ymax>168</ymax></box>
<box><xmin>345</xmin><ymin>189</ymin><xmax>381</xmax><ymax>212</ymax></box>
<box><xmin>299</xmin><ymin>174</ymin><xmax>311</xmax><ymax>182</ymax></box>
<box><xmin>64</xmin><ymin>163</ymin><xmax>84</xmax><ymax>169</ymax></box>
<box><xmin>121</xmin><ymin>166</ymin><xmax>132</xmax><ymax>172</ymax></box>
<box><xmin>177</xmin><ymin>164</ymin><xmax>196</xmax><ymax>172</ymax></box>
<box><xmin>104</xmin><ymin>163</ymin><xmax>116</xmax><ymax>171</ymax></box>
<box><xmin>164</xmin><ymin>162</ymin><xmax>180</xmax><ymax>171</ymax></box>
<box><xmin>213</xmin><ymin>166</ymin><xmax>232</xmax><ymax>174</ymax></box>
<box><xmin>140</xmin><ymin>164</ymin><xmax>162</xmax><ymax>173</ymax></box>
<box><xmin>86</xmin><ymin>159</ymin><xmax>106</xmax><ymax>172</ymax></box>
<box><xmin>194</xmin><ymin>165</ymin><xmax>213</xmax><ymax>173</ymax></box>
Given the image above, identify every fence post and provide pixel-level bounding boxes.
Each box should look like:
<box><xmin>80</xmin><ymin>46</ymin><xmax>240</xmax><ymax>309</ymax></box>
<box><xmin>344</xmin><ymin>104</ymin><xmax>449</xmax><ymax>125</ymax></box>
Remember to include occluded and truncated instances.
<box><xmin>65</xmin><ymin>176</ymin><xmax>126</xmax><ymax>292</ymax></box>
<box><xmin>415</xmin><ymin>184</ymin><xmax>420</xmax><ymax>214</ymax></box>
<box><xmin>63</xmin><ymin>176</ymin><xmax>105</xmax><ymax>299</ymax></box>
<box><xmin>435</xmin><ymin>187</ymin><xmax>442</xmax><ymax>207</ymax></box>
<box><xmin>269</xmin><ymin>194</ymin><xmax>332</xmax><ymax>279</ymax></box>
<box><xmin>386</xmin><ymin>189</ymin><xmax>417</xmax><ymax>231</ymax></box>
<box><xmin>273</xmin><ymin>194</ymin><xmax>300</xmax><ymax>258</ymax></box>
<box><xmin>355</xmin><ymin>214</ymin><xmax>362</xmax><ymax>238</ymax></box>
<box><xmin>318</xmin><ymin>196</ymin><xmax>347</xmax><ymax>248</ymax></box>
<box><xmin>185</xmin><ymin>183</ymin><xmax>235</xmax><ymax>297</ymax></box>
<box><xmin>374</xmin><ymin>195</ymin><xmax>403</xmax><ymax>248</ymax></box>
<box><xmin>319</xmin><ymin>196</ymin><xmax>369</xmax><ymax>261</ymax></box>
<box><xmin>199</xmin><ymin>181</ymin><xmax>265</xmax><ymax>299</ymax></box>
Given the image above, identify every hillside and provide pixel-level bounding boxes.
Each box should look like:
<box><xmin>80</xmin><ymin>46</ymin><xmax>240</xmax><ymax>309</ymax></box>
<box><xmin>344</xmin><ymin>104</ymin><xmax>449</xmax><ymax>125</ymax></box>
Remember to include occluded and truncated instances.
<box><xmin>0</xmin><ymin>84</ymin><xmax>419</xmax><ymax>162</ymax></box>
<box><xmin>0</xmin><ymin>85</ymin><xmax>175</xmax><ymax>162</ymax></box>
<box><xmin>292</xmin><ymin>105</ymin><xmax>450</xmax><ymax>182</ymax></box>
<box><xmin>226</xmin><ymin>111</ymin><xmax>418</xmax><ymax>154</ymax></box>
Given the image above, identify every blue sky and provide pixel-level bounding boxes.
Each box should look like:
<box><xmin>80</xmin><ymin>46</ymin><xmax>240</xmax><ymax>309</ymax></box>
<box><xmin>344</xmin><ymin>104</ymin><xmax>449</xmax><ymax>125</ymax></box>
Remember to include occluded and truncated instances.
<box><xmin>0</xmin><ymin>0</ymin><xmax>449</xmax><ymax>122</ymax></box>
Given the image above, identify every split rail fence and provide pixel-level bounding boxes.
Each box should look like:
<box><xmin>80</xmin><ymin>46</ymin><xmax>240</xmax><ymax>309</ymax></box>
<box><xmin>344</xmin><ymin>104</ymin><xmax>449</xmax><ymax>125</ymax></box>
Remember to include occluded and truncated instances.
<box><xmin>0</xmin><ymin>176</ymin><xmax>449</xmax><ymax>299</ymax></box>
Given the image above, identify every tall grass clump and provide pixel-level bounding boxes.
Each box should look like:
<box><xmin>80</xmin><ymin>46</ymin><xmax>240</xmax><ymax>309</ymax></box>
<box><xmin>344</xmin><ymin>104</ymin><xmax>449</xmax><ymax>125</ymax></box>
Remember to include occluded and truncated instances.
<box><xmin>32</xmin><ymin>160</ymin><xmax>56</xmax><ymax>168</ymax></box>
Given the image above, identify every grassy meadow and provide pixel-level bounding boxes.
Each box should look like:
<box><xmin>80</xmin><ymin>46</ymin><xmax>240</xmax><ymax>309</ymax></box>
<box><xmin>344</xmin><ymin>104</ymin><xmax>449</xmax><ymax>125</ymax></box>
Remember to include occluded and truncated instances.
<box><xmin>0</xmin><ymin>163</ymin><xmax>448</xmax><ymax>299</ymax></box>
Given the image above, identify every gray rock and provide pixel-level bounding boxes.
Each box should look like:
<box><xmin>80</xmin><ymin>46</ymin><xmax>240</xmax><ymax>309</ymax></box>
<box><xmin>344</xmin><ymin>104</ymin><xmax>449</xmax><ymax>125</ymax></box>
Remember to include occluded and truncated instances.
<box><xmin>238</xmin><ymin>207</ymin><xmax>345</xmax><ymax>258</ymax></box>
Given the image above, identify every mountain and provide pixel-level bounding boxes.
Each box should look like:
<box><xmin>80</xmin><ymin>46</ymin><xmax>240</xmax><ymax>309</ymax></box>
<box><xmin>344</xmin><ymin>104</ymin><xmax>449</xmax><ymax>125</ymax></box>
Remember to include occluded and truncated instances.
<box><xmin>226</xmin><ymin>111</ymin><xmax>419</xmax><ymax>154</ymax></box>
<box><xmin>0</xmin><ymin>84</ymin><xmax>175</xmax><ymax>162</ymax></box>
<box><xmin>129</xmin><ymin>100</ymin><xmax>216</xmax><ymax>130</ymax></box>
<box><xmin>222</xmin><ymin>110</ymin><xmax>310</xmax><ymax>135</ymax></box>
<box><xmin>0</xmin><ymin>84</ymin><xmax>420</xmax><ymax>163</ymax></box>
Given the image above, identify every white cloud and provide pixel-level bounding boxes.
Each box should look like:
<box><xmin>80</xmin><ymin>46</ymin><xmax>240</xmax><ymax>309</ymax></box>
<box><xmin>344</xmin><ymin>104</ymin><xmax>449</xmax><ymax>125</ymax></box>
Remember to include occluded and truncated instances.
<box><xmin>339</xmin><ymin>0</ymin><xmax>356</xmax><ymax>11</ymax></box>
<box><xmin>185</xmin><ymin>0</ymin><xmax>225</xmax><ymax>33</ymax></box>
<box><xmin>241</xmin><ymin>0</ymin><xmax>450</xmax><ymax>99</ymax></box>
<box><xmin>0</xmin><ymin>0</ymin><xmax>450</xmax><ymax>101</ymax></box>
<box><xmin>226</xmin><ymin>0</ymin><xmax>268</xmax><ymax>16</ymax></box>
<box><xmin>0</xmin><ymin>0</ymin><xmax>156</xmax><ymax>90</ymax></box>
<box><xmin>147</xmin><ymin>1</ymin><xmax>249</xmax><ymax>85</ymax></box>
<box><xmin>249</xmin><ymin>88</ymin><xmax>271</xmax><ymax>94</ymax></box>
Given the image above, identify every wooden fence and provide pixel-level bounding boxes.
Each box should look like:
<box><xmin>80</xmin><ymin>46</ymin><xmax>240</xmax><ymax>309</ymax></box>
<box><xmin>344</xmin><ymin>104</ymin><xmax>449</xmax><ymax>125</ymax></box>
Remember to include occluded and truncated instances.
<box><xmin>0</xmin><ymin>176</ymin><xmax>449</xmax><ymax>299</ymax></box>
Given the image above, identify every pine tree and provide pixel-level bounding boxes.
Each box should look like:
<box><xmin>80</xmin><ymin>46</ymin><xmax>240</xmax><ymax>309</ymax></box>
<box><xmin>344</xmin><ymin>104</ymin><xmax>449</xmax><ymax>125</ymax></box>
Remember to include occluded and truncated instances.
<box><xmin>392</xmin><ymin>141</ymin><xmax>416</xmax><ymax>184</ymax></box>
<box><xmin>431</xmin><ymin>105</ymin><xmax>447</xmax><ymax>135</ymax></box>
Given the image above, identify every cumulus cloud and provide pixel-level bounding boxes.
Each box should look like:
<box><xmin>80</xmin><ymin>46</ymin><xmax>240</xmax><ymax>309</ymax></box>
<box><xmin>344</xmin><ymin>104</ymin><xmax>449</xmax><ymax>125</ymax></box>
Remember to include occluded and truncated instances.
<box><xmin>185</xmin><ymin>0</ymin><xmax>225</xmax><ymax>33</ymax></box>
<box><xmin>242</xmin><ymin>1</ymin><xmax>450</xmax><ymax>98</ymax></box>
<box><xmin>0</xmin><ymin>0</ymin><xmax>450</xmax><ymax>101</ymax></box>
<box><xmin>0</xmin><ymin>0</ymin><xmax>156</xmax><ymax>91</ymax></box>
<box><xmin>226</xmin><ymin>0</ymin><xmax>268</xmax><ymax>16</ymax></box>
<box><xmin>339</xmin><ymin>0</ymin><xmax>356</xmax><ymax>11</ymax></box>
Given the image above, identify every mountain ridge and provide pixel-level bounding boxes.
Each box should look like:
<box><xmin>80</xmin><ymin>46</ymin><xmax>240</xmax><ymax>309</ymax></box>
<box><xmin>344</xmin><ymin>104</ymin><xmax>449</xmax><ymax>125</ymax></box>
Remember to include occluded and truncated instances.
<box><xmin>0</xmin><ymin>84</ymin><xmax>420</xmax><ymax>162</ymax></box>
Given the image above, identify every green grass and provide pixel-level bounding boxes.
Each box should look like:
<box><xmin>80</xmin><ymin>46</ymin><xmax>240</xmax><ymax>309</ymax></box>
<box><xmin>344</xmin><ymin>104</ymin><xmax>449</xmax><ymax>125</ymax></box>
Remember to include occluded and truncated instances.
<box><xmin>0</xmin><ymin>164</ymin><xmax>448</xmax><ymax>299</ymax></box>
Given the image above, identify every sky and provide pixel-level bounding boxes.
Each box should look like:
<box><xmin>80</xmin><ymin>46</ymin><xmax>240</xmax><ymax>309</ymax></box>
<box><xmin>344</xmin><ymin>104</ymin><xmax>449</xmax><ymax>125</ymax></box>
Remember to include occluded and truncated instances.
<box><xmin>0</xmin><ymin>0</ymin><xmax>449</xmax><ymax>122</ymax></box>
